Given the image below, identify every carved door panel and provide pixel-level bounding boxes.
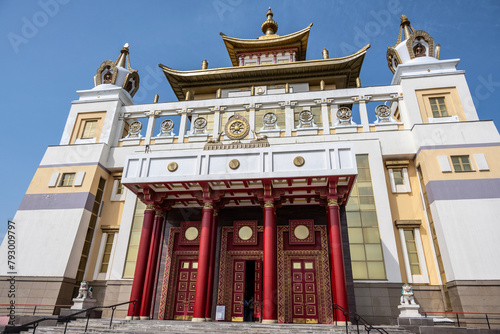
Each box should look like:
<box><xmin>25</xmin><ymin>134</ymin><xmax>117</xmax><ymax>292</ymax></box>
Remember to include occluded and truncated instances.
<box><xmin>173</xmin><ymin>260</ymin><xmax>198</xmax><ymax>320</ymax></box>
<box><xmin>231</xmin><ymin>260</ymin><xmax>246</xmax><ymax>321</ymax></box>
<box><xmin>253</xmin><ymin>259</ymin><xmax>262</xmax><ymax>321</ymax></box>
<box><xmin>291</xmin><ymin>259</ymin><xmax>319</xmax><ymax>324</ymax></box>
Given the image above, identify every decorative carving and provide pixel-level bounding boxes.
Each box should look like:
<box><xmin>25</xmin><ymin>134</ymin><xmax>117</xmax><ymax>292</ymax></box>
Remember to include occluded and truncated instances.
<box><xmin>126</xmin><ymin>120</ymin><xmax>142</xmax><ymax>138</ymax></box>
<box><xmin>123</xmin><ymin>71</ymin><xmax>140</xmax><ymax>97</ymax></box>
<box><xmin>264</xmin><ymin>200</ymin><xmax>274</xmax><ymax>208</ymax></box>
<box><xmin>180</xmin><ymin>222</ymin><xmax>202</xmax><ymax>245</ymax></box>
<box><xmin>289</xmin><ymin>220</ymin><xmax>315</xmax><ymax>245</ymax></box>
<box><xmin>76</xmin><ymin>281</ymin><xmax>93</xmax><ymax>299</ymax></box>
<box><xmin>229</xmin><ymin>159</ymin><xmax>240</xmax><ymax>170</ymax></box>
<box><xmin>413</xmin><ymin>43</ymin><xmax>426</xmax><ymax>57</ymax></box>
<box><xmin>225</xmin><ymin>113</ymin><xmax>250</xmax><ymax>140</ymax></box>
<box><xmin>192</xmin><ymin>117</ymin><xmax>207</xmax><ymax>135</ymax></box>
<box><xmin>184</xmin><ymin>226</ymin><xmax>199</xmax><ymax>241</ymax></box>
<box><xmin>146</xmin><ymin>204</ymin><xmax>156</xmax><ymax>210</ymax></box>
<box><xmin>262</xmin><ymin>112</ymin><xmax>278</xmax><ymax>130</ymax></box>
<box><xmin>233</xmin><ymin>221</ymin><xmax>258</xmax><ymax>245</ymax></box>
<box><xmin>336</xmin><ymin>107</ymin><xmax>353</xmax><ymax>126</ymax></box>
<box><xmin>159</xmin><ymin>119</ymin><xmax>174</xmax><ymax>137</ymax></box>
<box><xmin>297</xmin><ymin>109</ymin><xmax>316</xmax><ymax>128</ymax></box>
<box><xmin>95</xmin><ymin>60</ymin><xmax>118</xmax><ymax>86</ymax></box>
<box><xmin>327</xmin><ymin>198</ymin><xmax>338</xmax><ymax>207</ymax></box>
<box><xmin>167</xmin><ymin>162</ymin><xmax>178</xmax><ymax>172</ymax></box>
<box><xmin>293</xmin><ymin>156</ymin><xmax>305</xmax><ymax>167</ymax></box>
<box><xmin>375</xmin><ymin>104</ymin><xmax>392</xmax><ymax>123</ymax></box>
<box><xmin>203</xmin><ymin>202</ymin><xmax>214</xmax><ymax>210</ymax></box>
<box><xmin>406</xmin><ymin>30</ymin><xmax>434</xmax><ymax>59</ymax></box>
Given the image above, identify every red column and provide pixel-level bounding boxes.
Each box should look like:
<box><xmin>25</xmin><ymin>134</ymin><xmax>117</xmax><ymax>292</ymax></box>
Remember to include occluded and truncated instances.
<box><xmin>327</xmin><ymin>199</ymin><xmax>349</xmax><ymax>322</ymax></box>
<box><xmin>192</xmin><ymin>202</ymin><xmax>214</xmax><ymax>321</ymax></box>
<box><xmin>139</xmin><ymin>210</ymin><xmax>165</xmax><ymax>319</ymax></box>
<box><xmin>262</xmin><ymin>200</ymin><xmax>277</xmax><ymax>323</ymax></box>
<box><xmin>204</xmin><ymin>210</ymin><xmax>218</xmax><ymax>320</ymax></box>
<box><xmin>127</xmin><ymin>204</ymin><xmax>156</xmax><ymax>319</ymax></box>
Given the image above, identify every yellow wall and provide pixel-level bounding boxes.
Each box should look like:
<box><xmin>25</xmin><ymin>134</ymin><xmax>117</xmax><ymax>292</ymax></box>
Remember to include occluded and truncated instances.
<box><xmin>384</xmin><ymin>161</ymin><xmax>440</xmax><ymax>285</ymax></box>
<box><xmin>415</xmin><ymin>87</ymin><xmax>466</xmax><ymax>122</ymax></box>
<box><xmin>416</xmin><ymin>146</ymin><xmax>500</xmax><ymax>182</ymax></box>
<box><xmin>69</xmin><ymin>111</ymin><xmax>107</xmax><ymax>144</ymax></box>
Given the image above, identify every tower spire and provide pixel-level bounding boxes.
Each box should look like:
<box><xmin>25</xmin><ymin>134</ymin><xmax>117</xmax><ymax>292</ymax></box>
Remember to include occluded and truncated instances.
<box><xmin>115</xmin><ymin>43</ymin><xmax>132</xmax><ymax>70</ymax></box>
<box><xmin>261</xmin><ymin>7</ymin><xmax>278</xmax><ymax>36</ymax></box>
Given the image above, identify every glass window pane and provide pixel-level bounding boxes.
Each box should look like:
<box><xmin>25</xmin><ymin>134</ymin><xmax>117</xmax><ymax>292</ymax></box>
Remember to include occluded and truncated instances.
<box><xmin>359</xmin><ymin>196</ymin><xmax>375</xmax><ymax>210</ymax></box>
<box><xmin>346</xmin><ymin>197</ymin><xmax>359</xmax><ymax>211</ymax></box>
<box><xmin>361</xmin><ymin>212</ymin><xmax>378</xmax><ymax>227</ymax></box>
<box><xmin>352</xmin><ymin>262</ymin><xmax>368</xmax><ymax>280</ymax></box>
<box><xmin>411</xmin><ymin>264</ymin><xmax>421</xmax><ymax>275</ymax></box>
<box><xmin>348</xmin><ymin>228</ymin><xmax>363</xmax><ymax>243</ymax></box>
<box><xmin>346</xmin><ymin>212</ymin><xmax>361</xmax><ymax>226</ymax></box>
<box><xmin>365</xmin><ymin>244</ymin><xmax>383</xmax><ymax>261</ymax></box>
<box><xmin>367</xmin><ymin>261</ymin><xmax>386</xmax><ymax>279</ymax></box>
<box><xmin>357</xmin><ymin>169</ymin><xmax>371</xmax><ymax>181</ymax></box>
<box><xmin>356</xmin><ymin>155</ymin><xmax>369</xmax><ymax>168</ymax></box>
<box><xmin>363</xmin><ymin>228</ymin><xmax>380</xmax><ymax>243</ymax></box>
<box><xmin>358</xmin><ymin>183</ymin><xmax>373</xmax><ymax>195</ymax></box>
<box><xmin>350</xmin><ymin>245</ymin><xmax>366</xmax><ymax>261</ymax></box>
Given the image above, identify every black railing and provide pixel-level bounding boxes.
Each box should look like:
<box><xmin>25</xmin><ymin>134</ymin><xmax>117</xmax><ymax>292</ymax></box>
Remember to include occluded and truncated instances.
<box><xmin>422</xmin><ymin>311</ymin><xmax>500</xmax><ymax>330</ymax></box>
<box><xmin>0</xmin><ymin>304</ymin><xmax>72</xmax><ymax>316</ymax></box>
<box><xmin>1</xmin><ymin>300</ymin><xmax>138</xmax><ymax>334</ymax></box>
<box><xmin>333</xmin><ymin>303</ymin><xmax>389</xmax><ymax>334</ymax></box>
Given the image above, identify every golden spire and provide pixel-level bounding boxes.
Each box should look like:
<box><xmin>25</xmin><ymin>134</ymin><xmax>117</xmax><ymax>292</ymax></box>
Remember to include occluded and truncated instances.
<box><xmin>397</xmin><ymin>15</ymin><xmax>415</xmax><ymax>43</ymax></box>
<box><xmin>261</xmin><ymin>7</ymin><xmax>278</xmax><ymax>36</ymax></box>
<box><xmin>115</xmin><ymin>43</ymin><xmax>132</xmax><ymax>70</ymax></box>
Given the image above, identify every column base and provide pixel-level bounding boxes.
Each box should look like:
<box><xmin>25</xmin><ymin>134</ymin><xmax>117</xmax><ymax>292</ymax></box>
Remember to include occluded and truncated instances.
<box><xmin>133</xmin><ymin>316</ymin><xmax>140</xmax><ymax>320</ymax></box>
<box><xmin>125</xmin><ymin>316</ymin><xmax>133</xmax><ymax>320</ymax></box>
<box><xmin>205</xmin><ymin>317</ymin><xmax>212</xmax><ymax>321</ymax></box>
<box><xmin>139</xmin><ymin>316</ymin><xmax>149</xmax><ymax>320</ymax></box>
<box><xmin>192</xmin><ymin>317</ymin><xmax>206</xmax><ymax>322</ymax></box>
<box><xmin>261</xmin><ymin>319</ymin><xmax>278</xmax><ymax>324</ymax></box>
<box><xmin>334</xmin><ymin>321</ymin><xmax>351</xmax><ymax>326</ymax></box>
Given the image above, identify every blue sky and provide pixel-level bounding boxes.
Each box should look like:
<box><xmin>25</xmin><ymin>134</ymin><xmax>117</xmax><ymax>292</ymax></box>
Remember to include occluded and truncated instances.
<box><xmin>1</xmin><ymin>0</ymin><xmax>500</xmax><ymax>241</ymax></box>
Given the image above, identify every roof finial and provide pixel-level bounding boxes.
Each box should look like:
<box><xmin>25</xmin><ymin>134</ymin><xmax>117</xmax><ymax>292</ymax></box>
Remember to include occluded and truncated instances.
<box><xmin>115</xmin><ymin>43</ymin><xmax>131</xmax><ymax>70</ymax></box>
<box><xmin>399</xmin><ymin>15</ymin><xmax>414</xmax><ymax>42</ymax></box>
<box><xmin>261</xmin><ymin>7</ymin><xmax>278</xmax><ymax>35</ymax></box>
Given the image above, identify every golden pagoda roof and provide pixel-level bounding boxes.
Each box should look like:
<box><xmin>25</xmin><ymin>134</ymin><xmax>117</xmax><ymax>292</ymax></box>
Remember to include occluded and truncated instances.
<box><xmin>220</xmin><ymin>24</ymin><xmax>313</xmax><ymax>66</ymax></box>
<box><xmin>159</xmin><ymin>45</ymin><xmax>370</xmax><ymax>101</ymax></box>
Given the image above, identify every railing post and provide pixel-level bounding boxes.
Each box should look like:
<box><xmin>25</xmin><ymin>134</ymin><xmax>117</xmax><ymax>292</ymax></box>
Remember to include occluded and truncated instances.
<box><xmin>344</xmin><ymin>310</ymin><xmax>348</xmax><ymax>333</ymax></box>
<box><xmin>33</xmin><ymin>322</ymin><xmax>39</xmax><ymax>334</ymax></box>
<box><xmin>64</xmin><ymin>320</ymin><xmax>69</xmax><ymax>334</ymax></box>
<box><xmin>85</xmin><ymin>310</ymin><xmax>91</xmax><ymax>332</ymax></box>
<box><xmin>110</xmin><ymin>306</ymin><xmax>116</xmax><ymax>328</ymax></box>
<box><xmin>33</xmin><ymin>305</ymin><xmax>37</xmax><ymax>315</ymax></box>
<box><xmin>456</xmin><ymin>313</ymin><xmax>460</xmax><ymax>327</ymax></box>
<box><xmin>485</xmin><ymin>314</ymin><xmax>490</xmax><ymax>329</ymax></box>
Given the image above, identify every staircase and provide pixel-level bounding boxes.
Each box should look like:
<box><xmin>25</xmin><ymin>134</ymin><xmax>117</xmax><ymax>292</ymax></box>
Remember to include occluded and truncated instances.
<box><xmin>19</xmin><ymin>319</ymin><xmax>413</xmax><ymax>334</ymax></box>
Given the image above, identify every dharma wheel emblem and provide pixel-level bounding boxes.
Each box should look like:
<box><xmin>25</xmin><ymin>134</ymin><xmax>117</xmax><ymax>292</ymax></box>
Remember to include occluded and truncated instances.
<box><xmin>193</xmin><ymin>117</ymin><xmax>207</xmax><ymax>129</ymax></box>
<box><xmin>299</xmin><ymin>110</ymin><xmax>313</xmax><ymax>123</ymax></box>
<box><xmin>225</xmin><ymin>113</ymin><xmax>250</xmax><ymax>140</ymax></box>
<box><xmin>160</xmin><ymin>119</ymin><xmax>174</xmax><ymax>132</ymax></box>
<box><xmin>128</xmin><ymin>120</ymin><xmax>142</xmax><ymax>137</ymax></box>
<box><xmin>337</xmin><ymin>107</ymin><xmax>353</xmax><ymax>125</ymax></box>
<box><xmin>375</xmin><ymin>105</ymin><xmax>391</xmax><ymax>122</ymax></box>
<box><xmin>263</xmin><ymin>112</ymin><xmax>277</xmax><ymax>126</ymax></box>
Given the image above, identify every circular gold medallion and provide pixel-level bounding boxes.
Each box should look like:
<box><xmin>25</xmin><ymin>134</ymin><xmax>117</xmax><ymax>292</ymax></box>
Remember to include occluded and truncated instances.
<box><xmin>167</xmin><ymin>162</ymin><xmax>178</xmax><ymax>172</ymax></box>
<box><xmin>185</xmin><ymin>226</ymin><xmax>199</xmax><ymax>241</ymax></box>
<box><xmin>293</xmin><ymin>156</ymin><xmax>305</xmax><ymax>167</ymax></box>
<box><xmin>238</xmin><ymin>226</ymin><xmax>253</xmax><ymax>240</ymax></box>
<box><xmin>229</xmin><ymin>159</ymin><xmax>240</xmax><ymax>170</ymax></box>
<box><xmin>294</xmin><ymin>225</ymin><xmax>310</xmax><ymax>240</ymax></box>
<box><xmin>224</xmin><ymin>114</ymin><xmax>250</xmax><ymax>140</ymax></box>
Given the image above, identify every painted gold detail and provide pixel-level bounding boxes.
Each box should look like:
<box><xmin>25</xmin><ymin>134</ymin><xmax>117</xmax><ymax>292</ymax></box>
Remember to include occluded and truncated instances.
<box><xmin>264</xmin><ymin>200</ymin><xmax>274</xmax><ymax>208</ymax></box>
<box><xmin>167</xmin><ymin>162</ymin><xmax>178</xmax><ymax>172</ymax></box>
<box><xmin>327</xmin><ymin>198</ymin><xmax>338</xmax><ymax>207</ymax></box>
<box><xmin>293</xmin><ymin>156</ymin><xmax>305</xmax><ymax>167</ymax></box>
<box><xmin>146</xmin><ymin>204</ymin><xmax>155</xmax><ymax>210</ymax></box>
<box><xmin>184</xmin><ymin>227</ymin><xmax>198</xmax><ymax>241</ymax></box>
<box><xmin>204</xmin><ymin>202</ymin><xmax>214</xmax><ymax>210</ymax></box>
<box><xmin>294</xmin><ymin>225</ymin><xmax>310</xmax><ymax>240</ymax></box>
<box><xmin>225</xmin><ymin>114</ymin><xmax>250</xmax><ymax>140</ymax></box>
<box><xmin>238</xmin><ymin>226</ymin><xmax>253</xmax><ymax>240</ymax></box>
<box><xmin>229</xmin><ymin>159</ymin><xmax>240</xmax><ymax>170</ymax></box>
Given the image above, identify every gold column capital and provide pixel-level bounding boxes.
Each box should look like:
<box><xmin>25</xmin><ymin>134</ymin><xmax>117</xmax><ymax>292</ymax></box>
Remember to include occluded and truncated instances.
<box><xmin>155</xmin><ymin>210</ymin><xmax>165</xmax><ymax>217</ymax></box>
<box><xmin>203</xmin><ymin>202</ymin><xmax>214</xmax><ymax>210</ymax></box>
<box><xmin>146</xmin><ymin>204</ymin><xmax>156</xmax><ymax>211</ymax></box>
<box><xmin>264</xmin><ymin>200</ymin><xmax>274</xmax><ymax>208</ymax></box>
<box><xmin>213</xmin><ymin>210</ymin><xmax>219</xmax><ymax>216</ymax></box>
<box><xmin>327</xmin><ymin>198</ymin><xmax>338</xmax><ymax>207</ymax></box>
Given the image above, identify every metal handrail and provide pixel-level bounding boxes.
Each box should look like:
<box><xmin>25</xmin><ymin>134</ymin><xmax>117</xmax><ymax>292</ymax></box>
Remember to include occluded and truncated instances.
<box><xmin>422</xmin><ymin>310</ymin><xmax>500</xmax><ymax>329</ymax></box>
<box><xmin>0</xmin><ymin>304</ymin><xmax>72</xmax><ymax>316</ymax></box>
<box><xmin>1</xmin><ymin>300</ymin><xmax>138</xmax><ymax>334</ymax></box>
<box><xmin>333</xmin><ymin>303</ymin><xmax>389</xmax><ymax>334</ymax></box>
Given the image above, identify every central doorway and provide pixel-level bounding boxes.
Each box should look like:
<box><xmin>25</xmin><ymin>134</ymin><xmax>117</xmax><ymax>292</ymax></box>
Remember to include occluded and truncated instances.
<box><xmin>230</xmin><ymin>259</ymin><xmax>262</xmax><ymax>322</ymax></box>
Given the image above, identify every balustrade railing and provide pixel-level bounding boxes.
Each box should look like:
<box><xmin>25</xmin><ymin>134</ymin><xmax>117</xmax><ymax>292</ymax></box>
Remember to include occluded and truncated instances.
<box><xmin>422</xmin><ymin>310</ymin><xmax>500</xmax><ymax>329</ymax></box>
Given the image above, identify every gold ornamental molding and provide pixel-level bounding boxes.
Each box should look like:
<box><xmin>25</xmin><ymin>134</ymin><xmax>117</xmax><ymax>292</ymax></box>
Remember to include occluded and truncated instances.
<box><xmin>327</xmin><ymin>198</ymin><xmax>338</xmax><ymax>207</ymax></box>
<box><xmin>167</xmin><ymin>162</ymin><xmax>178</xmax><ymax>172</ymax></box>
<box><xmin>395</xmin><ymin>220</ymin><xmax>422</xmax><ymax>229</ymax></box>
<box><xmin>229</xmin><ymin>159</ymin><xmax>240</xmax><ymax>170</ymax></box>
<box><xmin>203</xmin><ymin>202</ymin><xmax>214</xmax><ymax>210</ymax></box>
<box><xmin>293</xmin><ymin>156</ymin><xmax>305</xmax><ymax>167</ymax></box>
<box><xmin>146</xmin><ymin>204</ymin><xmax>156</xmax><ymax>210</ymax></box>
<box><xmin>264</xmin><ymin>200</ymin><xmax>274</xmax><ymax>208</ymax></box>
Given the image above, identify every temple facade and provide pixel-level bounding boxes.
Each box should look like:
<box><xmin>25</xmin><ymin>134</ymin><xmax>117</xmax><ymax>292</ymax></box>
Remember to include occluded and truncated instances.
<box><xmin>1</xmin><ymin>10</ymin><xmax>500</xmax><ymax>325</ymax></box>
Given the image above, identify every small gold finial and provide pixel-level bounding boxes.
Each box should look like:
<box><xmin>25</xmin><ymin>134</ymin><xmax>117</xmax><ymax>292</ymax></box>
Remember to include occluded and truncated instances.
<box><xmin>202</xmin><ymin>59</ymin><xmax>208</xmax><ymax>70</ymax></box>
<box><xmin>261</xmin><ymin>7</ymin><xmax>278</xmax><ymax>35</ymax></box>
<box><xmin>322</xmin><ymin>48</ymin><xmax>329</xmax><ymax>59</ymax></box>
<box><xmin>399</xmin><ymin>14</ymin><xmax>413</xmax><ymax>41</ymax></box>
<box><xmin>116</xmin><ymin>43</ymin><xmax>130</xmax><ymax>68</ymax></box>
<box><xmin>153</xmin><ymin>94</ymin><xmax>159</xmax><ymax>103</ymax></box>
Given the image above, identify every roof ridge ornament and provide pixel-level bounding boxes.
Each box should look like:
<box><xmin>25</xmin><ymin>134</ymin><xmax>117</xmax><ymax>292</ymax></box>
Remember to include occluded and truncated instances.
<box><xmin>261</xmin><ymin>7</ymin><xmax>278</xmax><ymax>36</ymax></box>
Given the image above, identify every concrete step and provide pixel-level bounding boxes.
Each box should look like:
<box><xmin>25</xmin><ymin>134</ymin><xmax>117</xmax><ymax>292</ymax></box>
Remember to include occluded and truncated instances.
<box><xmin>20</xmin><ymin>319</ymin><xmax>413</xmax><ymax>334</ymax></box>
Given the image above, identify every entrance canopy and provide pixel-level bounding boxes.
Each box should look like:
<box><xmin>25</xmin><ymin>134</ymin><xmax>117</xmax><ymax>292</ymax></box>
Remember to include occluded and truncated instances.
<box><xmin>121</xmin><ymin>142</ymin><xmax>357</xmax><ymax>208</ymax></box>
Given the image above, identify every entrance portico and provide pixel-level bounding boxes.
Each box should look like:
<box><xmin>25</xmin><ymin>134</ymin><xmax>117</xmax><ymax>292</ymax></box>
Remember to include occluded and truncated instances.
<box><xmin>122</xmin><ymin>142</ymin><xmax>357</xmax><ymax>323</ymax></box>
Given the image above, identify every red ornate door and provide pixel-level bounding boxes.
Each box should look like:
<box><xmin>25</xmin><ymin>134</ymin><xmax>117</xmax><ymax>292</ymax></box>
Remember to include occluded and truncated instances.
<box><xmin>173</xmin><ymin>259</ymin><xmax>198</xmax><ymax>320</ymax></box>
<box><xmin>231</xmin><ymin>260</ymin><xmax>246</xmax><ymax>321</ymax></box>
<box><xmin>291</xmin><ymin>259</ymin><xmax>319</xmax><ymax>324</ymax></box>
